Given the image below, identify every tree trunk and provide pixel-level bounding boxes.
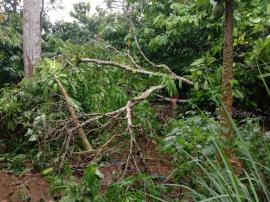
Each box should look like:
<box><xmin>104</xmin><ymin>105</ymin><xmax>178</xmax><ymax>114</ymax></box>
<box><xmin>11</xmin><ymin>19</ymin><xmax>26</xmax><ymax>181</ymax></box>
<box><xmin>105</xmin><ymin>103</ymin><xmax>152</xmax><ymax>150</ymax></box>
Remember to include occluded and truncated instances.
<box><xmin>220</xmin><ymin>0</ymin><xmax>234</xmax><ymax>139</ymax></box>
<box><xmin>23</xmin><ymin>0</ymin><xmax>41</xmax><ymax>78</ymax></box>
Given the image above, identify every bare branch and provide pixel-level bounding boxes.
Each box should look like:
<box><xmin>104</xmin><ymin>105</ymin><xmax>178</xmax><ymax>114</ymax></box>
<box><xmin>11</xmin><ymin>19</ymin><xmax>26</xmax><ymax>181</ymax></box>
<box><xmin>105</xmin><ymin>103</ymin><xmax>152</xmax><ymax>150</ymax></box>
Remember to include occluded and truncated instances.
<box><xmin>127</xmin><ymin>10</ymin><xmax>183</xmax><ymax>79</ymax></box>
<box><xmin>80</xmin><ymin>58</ymin><xmax>193</xmax><ymax>85</ymax></box>
<box><xmin>126</xmin><ymin>100</ymin><xmax>133</xmax><ymax>134</ymax></box>
<box><xmin>154</xmin><ymin>94</ymin><xmax>189</xmax><ymax>104</ymax></box>
<box><xmin>79</xmin><ymin>106</ymin><xmax>127</xmax><ymax>130</ymax></box>
<box><xmin>71</xmin><ymin>85</ymin><xmax>165</xmax><ymax>132</ymax></box>
<box><xmin>126</xmin><ymin>51</ymin><xmax>143</xmax><ymax>69</ymax></box>
<box><xmin>55</xmin><ymin>77</ymin><xmax>93</xmax><ymax>151</ymax></box>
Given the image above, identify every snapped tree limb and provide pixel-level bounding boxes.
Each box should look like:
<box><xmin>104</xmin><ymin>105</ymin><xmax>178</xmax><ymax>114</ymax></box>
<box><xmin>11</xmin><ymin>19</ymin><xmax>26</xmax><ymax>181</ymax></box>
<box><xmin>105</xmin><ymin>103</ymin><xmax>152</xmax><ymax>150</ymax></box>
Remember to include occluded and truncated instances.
<box><xmin>70</xmin><ymin>85</ymin><xmax>165</xmax><ymax>133</ymax></box>
<box><xmin>80</xmin><ymin>58</ymin><xmax>193</xmax><ymax>85</ymax></box>
<box><xmin>55</xmin><ymin>77</ymin><xmax>93</xmax><ymax>151</ymax></box>
<box><xmin>72</xmin><ymin>85</ymin><xmax>164</xmax><ymax>158</ymax></box>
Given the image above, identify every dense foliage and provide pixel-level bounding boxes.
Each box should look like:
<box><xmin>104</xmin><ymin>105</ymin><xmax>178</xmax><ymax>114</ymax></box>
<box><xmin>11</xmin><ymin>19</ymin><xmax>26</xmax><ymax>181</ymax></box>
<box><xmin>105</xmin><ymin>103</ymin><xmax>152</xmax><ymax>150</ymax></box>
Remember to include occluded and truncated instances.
<box><xmin>0</xmin><ymin>9</ymin><xmax>23</xmax><ymax>87</ymax></box>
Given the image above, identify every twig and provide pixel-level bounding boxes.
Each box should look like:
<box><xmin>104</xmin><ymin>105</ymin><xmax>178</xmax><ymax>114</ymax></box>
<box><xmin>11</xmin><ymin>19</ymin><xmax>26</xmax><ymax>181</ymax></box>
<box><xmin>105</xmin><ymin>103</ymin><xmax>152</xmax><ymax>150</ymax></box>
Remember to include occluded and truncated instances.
<box><xmin>126</xmin><ymin>100</ymin><xmax>133</xmax><ymax>134</ymax></box>
<box><xmin>126</xmin><ymin>51</ymin><xmax>143</xmax><ymax>69</ymax></box>
<box><xmin>127</xmin><ymin>11</ymin><xmax>184</xmax><ymax>80</ymax></box>
<box><xmin>73</xmin><ymin>107</ymin><xmax>127</xmax><ymax>132</ymax></box>
<box><xmin>93</xmin><ymin>132</ymin><xmax>123</xmax><ymax>161</ymax></box>
<box><xmin>120</xmin><ymin>133</ymin><xmax>134</xmax><ymax>180</ymax></box>
<box><xmin>58</xmin><ymin>129</ymin><xmax>72</xmax><ymax>170</ymax></box>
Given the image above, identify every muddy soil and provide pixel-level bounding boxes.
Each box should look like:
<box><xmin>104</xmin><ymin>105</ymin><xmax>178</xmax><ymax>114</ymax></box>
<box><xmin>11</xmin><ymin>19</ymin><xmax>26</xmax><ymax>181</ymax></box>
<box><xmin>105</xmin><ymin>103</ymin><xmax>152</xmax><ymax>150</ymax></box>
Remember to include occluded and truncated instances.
<box><xmin>0</xmin><ymin>171</ymin><xmax>52</xmax><ymax>202</ymax></box>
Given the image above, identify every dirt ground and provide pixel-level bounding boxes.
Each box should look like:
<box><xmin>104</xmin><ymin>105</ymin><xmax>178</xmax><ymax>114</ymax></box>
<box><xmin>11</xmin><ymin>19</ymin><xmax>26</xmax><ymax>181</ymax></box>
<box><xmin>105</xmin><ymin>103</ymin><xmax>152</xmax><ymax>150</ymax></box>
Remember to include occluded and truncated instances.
<box><xmin>100</xmin><ymin>137</ymin><xmax>174</xmax><ymax>185</ymax></box>
<box><xmin>0</xmin><ymin>135</ymin><xmax>179</xmax><ymax>201</ymax></box>
<box><xmin>0</xmin><ymin>171</ymin><xmax>52</xmax><ymax>202</ymax></box>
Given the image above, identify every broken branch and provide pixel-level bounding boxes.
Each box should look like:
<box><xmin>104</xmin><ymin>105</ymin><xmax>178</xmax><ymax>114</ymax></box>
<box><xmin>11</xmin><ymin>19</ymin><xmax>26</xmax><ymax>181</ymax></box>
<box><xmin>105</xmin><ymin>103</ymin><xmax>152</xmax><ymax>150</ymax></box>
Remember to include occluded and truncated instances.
<box><xmin>70</xmin><ymin>85</ymin><xmax>165</xmax><ymax>133</ymax></box>
<box><xmin>55</xmin><ymin>77</ymin><xmax>93</xmax><ymax>151</ymax></box>
<box><xmin>80</xmin><ymin>58</ymin><xmax>193</xmax><ymax>85</ymax></box>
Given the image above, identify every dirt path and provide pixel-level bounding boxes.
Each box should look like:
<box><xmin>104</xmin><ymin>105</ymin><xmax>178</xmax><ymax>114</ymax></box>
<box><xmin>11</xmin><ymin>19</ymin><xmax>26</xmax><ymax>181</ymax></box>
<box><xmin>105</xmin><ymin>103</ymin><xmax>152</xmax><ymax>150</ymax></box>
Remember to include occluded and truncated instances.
<box><xmin>0</xmin><ymin>171</ymin><xmax>52</xmax><ymax>202</ymax></box>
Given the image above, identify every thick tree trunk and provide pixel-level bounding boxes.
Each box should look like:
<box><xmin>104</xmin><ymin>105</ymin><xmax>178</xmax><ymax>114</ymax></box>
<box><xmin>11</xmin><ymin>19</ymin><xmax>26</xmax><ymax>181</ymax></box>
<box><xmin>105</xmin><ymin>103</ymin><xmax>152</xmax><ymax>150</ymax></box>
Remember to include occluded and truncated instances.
<box><xmin>220</xmin><ymin>0</ymin><xmax>234</xmax><ymax>139</ymax></box>
<box><xmin>23</xmin><ymin>0</ymin><xmax>41</xmax><ymax>78</ymax></box>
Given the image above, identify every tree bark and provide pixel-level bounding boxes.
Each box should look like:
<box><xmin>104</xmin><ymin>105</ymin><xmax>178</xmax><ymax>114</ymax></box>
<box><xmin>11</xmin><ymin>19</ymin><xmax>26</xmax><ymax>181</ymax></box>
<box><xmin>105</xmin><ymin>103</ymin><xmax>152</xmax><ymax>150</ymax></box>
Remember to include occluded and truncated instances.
<box><xmin>23</xmin><ymin>0</ymin><xmax>41</xmax><ymax>78</ymax></box>
<box><xmin>220</xmin><ymin>0</ymin><xmax>234</xmax><ymax>139</ymax></box>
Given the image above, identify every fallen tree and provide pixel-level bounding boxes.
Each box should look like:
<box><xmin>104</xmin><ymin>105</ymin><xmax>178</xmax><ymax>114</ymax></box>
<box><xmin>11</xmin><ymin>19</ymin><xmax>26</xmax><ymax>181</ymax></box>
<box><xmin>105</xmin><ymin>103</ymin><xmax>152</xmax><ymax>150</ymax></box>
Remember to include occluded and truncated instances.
<box><xmin>35</xmin><ymin>41</ymin><xmax>194</xmax><ymax>170</ymax></box>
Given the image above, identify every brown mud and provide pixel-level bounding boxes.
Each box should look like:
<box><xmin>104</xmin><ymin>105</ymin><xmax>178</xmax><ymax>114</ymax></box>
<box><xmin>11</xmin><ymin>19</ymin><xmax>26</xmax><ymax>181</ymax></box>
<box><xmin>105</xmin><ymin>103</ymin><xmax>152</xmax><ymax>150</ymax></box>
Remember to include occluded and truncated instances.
<box><xmin>0</xmin><ymin>171</ymin><xmax>52</xmax><ymax>202</ymax></box>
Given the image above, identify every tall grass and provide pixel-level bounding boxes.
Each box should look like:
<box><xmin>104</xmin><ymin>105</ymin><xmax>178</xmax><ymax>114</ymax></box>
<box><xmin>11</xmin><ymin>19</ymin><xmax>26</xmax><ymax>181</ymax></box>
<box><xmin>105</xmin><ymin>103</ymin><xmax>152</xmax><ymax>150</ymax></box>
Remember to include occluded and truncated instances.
<box><xmin>166</xmin><ymin>108</ymin><xmax>270</xmax><ymax>202</ymax></box>
<box><xmin>176</xmin><ymin>66</ymin><xmax>270</xmax><ymax>201</ymax></box>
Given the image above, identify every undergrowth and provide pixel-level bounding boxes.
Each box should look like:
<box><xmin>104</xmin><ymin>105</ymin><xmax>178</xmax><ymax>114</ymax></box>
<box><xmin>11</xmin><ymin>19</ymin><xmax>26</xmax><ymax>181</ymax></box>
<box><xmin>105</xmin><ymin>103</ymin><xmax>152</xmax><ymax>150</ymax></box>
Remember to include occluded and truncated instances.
<box><xmin>43</xmin><ymin>113</ymin><xmax>270</xmax><ymax>201</ymax></box>
<box><xmin>0</xmin><ymin>43</ymin><xmax>269</xmax><ymax>201</ymax></box>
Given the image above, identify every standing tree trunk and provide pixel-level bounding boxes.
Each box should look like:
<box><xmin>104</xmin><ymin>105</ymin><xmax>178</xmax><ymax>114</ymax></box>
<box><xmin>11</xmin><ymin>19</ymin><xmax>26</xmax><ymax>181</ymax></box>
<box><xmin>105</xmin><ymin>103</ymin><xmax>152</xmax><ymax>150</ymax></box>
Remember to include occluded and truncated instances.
<box><xmin>23</xmin><ymin>0</ymin><xmax>41</xmax><ymax>78</ymax></box>
<box><xmin>220</xmin><ymin>0</ymin><xmax>234</xmax><ymax>139</ymax></box>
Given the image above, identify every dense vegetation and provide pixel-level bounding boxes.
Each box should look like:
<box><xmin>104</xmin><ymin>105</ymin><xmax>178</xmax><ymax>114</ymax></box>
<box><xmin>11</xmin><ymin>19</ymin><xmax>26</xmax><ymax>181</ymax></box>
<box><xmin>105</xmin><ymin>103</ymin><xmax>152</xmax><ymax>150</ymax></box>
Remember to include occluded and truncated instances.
<box><xmin>0</xmin><ymin>0</ymin><xmax>270</xmax><ymax>201</ymax></box>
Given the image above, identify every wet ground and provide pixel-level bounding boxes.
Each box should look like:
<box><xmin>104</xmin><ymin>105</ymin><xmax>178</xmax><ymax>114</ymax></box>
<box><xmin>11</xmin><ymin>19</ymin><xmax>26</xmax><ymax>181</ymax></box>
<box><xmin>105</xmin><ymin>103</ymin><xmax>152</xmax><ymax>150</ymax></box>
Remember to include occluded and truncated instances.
<box><xmin>0</xmin><ymin>171</ymin><xmax>52</xmax><ymax>202</ymax></box>
<box><xmin>0</xmin><ymin>136</ymin><xmax>177</xmax><ymax>201</ymax></box>
<box><xmin>0</xmin><ymin>102</ymin><xmax>184</xmax><ymax>201</ymax></box>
